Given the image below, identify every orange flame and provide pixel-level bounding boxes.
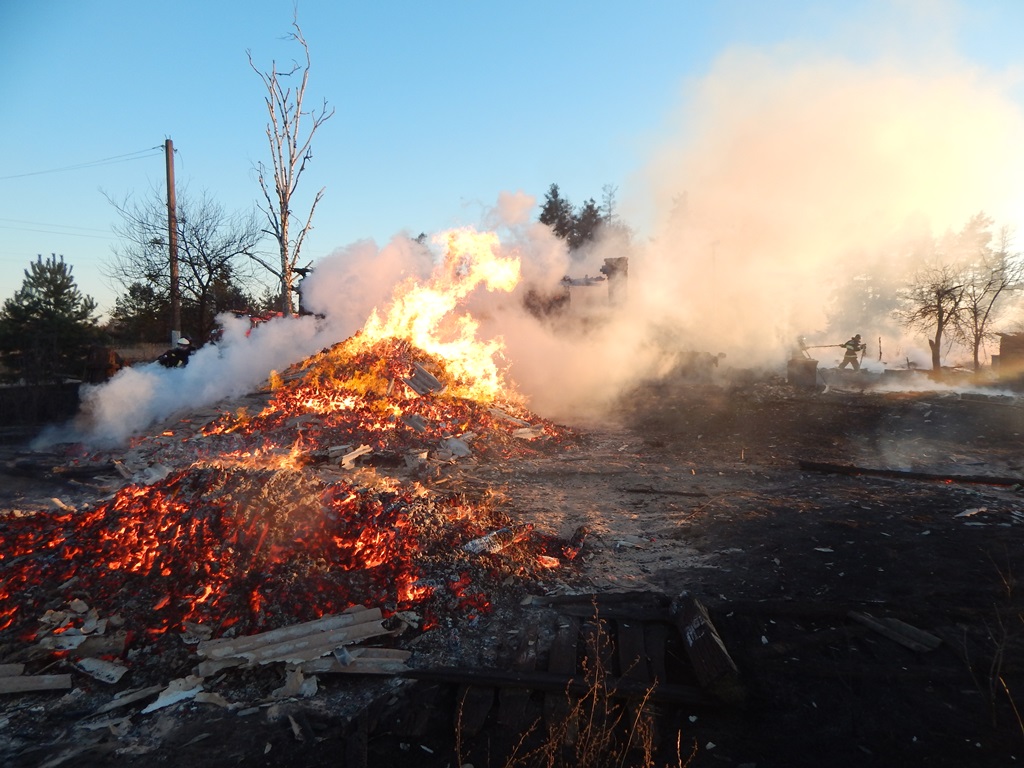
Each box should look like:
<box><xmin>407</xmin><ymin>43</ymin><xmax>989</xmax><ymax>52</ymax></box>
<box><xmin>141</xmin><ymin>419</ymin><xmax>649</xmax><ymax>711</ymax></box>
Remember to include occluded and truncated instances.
<box><xmin>355</xmin><ymin>227</ymin><xmax>521</xmax><ymax>401</ymax></box>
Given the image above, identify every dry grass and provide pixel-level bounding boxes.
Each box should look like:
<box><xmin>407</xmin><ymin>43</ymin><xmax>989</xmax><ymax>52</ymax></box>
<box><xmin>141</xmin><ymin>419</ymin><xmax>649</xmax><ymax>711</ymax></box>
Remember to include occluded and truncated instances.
<box><xmin>455</xmin><ymin>616</ymin><xmax>698</xmax><ymax>768</ymax></box>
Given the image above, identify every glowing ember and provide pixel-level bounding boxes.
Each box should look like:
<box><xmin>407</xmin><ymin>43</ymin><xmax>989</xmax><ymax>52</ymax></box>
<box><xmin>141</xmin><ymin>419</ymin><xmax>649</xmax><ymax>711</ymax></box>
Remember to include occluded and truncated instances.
<box><xmin>0</xmin><ymin>464</ymin><xmax>534</xmax><ymax>642</ymax></box>
<box><xmin>1</xmin><ymin>319</ymin><xmax>583</xmax><ymax>654</ymax></box>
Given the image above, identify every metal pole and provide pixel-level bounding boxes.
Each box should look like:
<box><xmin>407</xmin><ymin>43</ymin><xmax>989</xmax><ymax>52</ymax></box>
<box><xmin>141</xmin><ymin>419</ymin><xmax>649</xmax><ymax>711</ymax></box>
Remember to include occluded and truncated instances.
<box><xmin>165</xmin><ymin>138</ymin><xmax>180</xmax><ymax>344</ymax></box>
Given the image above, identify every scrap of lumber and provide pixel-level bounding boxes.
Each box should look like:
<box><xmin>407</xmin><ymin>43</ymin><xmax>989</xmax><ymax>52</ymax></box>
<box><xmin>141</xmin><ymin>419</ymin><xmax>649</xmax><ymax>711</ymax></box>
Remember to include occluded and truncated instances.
<box><xmin>0</xmin><ymin>663</ymin><xmax>26</xmax><ymax>677</ymax></box>
<box><xmin>671</xmin><ymin>593</ymin><xmax>745</xmax><ymax>706</ymax></box>
<box><xmin>198</xmin><ymin>607</ymin><xmax>390</xmax><ymax>666</ymax></box>
<box><xmin>94</xmin><ymin>684</ymin><xmax>164</xmax><ymax>714</ymax></box>
<box><xmin>404</xmin><ymin>667</ymin><xmax>711</xmax><ymax>706</ymax></box>
<box><xmin>498</xmin><ymin>623</ymin><xmax>539</xmax><ymax>731</ymax></box>
<box><xmin>847</xmin><ymin>612</ymin><xmax>943</xmax><ymax>653</ymax></box>
<box><xmin>199</xmin><ymin>607</ymin><xmax>381</xmax><ymax>659</ymax></box>
<box><xmin>798</xmin><ymin>460</ymin><xmax>1024</xmax><ymax>487</ymax></box>
<box><xmin>403</xmin><ymin>363</ymin><xmax>445</xmax><ymax>395</ymax></box>
<box><xmin>618</xmin><ymin>485</ymin><xmax>710</xmax><ymax>498</ymax></box>
<box><xmin>544</xmin><ymin>616</ymin><xmax>580</xmax><ymax>743</ymax></box>
<box><xmin>299</xmin><ymin>648</ymin><xmax>412</xmax><ymax>675</ymax></box>
<box><xmin>0</xmin><ymin>673</ymin><xmax>73</xmax><ymax>694</ymax></box>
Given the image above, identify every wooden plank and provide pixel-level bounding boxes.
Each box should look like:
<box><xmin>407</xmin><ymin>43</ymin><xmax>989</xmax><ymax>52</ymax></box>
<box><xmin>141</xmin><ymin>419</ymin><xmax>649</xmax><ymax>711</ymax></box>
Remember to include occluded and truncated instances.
<box><xmin>298</xmin><ymin>649</ymin><xmax>412</xmax><ymax>676</ymax></box>
<box><xmin>847</xmin><ymin>612</ymin><xmax>943</xmax><ymax>653</ymax></box>
<box><xmin>345</xmin><ymin>711</ymin><xmax>369</xmax><ymax>768</ymax></box>
<box><xmin>616</xmin><ymin>621</ymin><xmax>650</xmax><ymax>683</ymax></box>
<box><xmin>644</xmin><ymin>622</ymin><xmax>671</xmax><ymax>684</ymax></box>
<box><xmin>0</xmin><ymin>663</ymin><xmax>25</xmax><ymax>677</ymax></box>
<box><xmin>798</xmin><ymin>459</ymin><xmax>1024</xmax><ymax>487</ymax></box>
<box><xmin>456</xmin><ymin>684</ymin><xmax>495</xmax><ymax>737</ymax></box>
<box><xmin>198</xmin><ymin>607</ymin><xmax>381</xmax><ymax>659</ymax></box>
<box><xmin>544</xmin><ymin>615</ymin><xmax>580</xmax><ymax>744</ymax></box>
<box><xmin>94</xmin><ymin>684</ymin><xmax>164</xmax><ymax>714</ymax></box>
<box><xmin>241</xmin><ymin>620</ymin><xmax>390</xmax><ymax>665</ymax></box>
<box><xmin>671</xmin><ymin>593</ymin><xmax>744</xmax><ymax>705</ymax></box>
<box><xmin>404</xmin><ymin>667</ymin><xmax>712</xmax><ymax>706</ymax></box>
<box><xmin>498</xmin><ymin>623</ymin><xmax>540</xmax><ymax>732</ymax></box>
<box><xmin>0</xmin><ymin>674</ymin><xmax>73</xmax><ymax>694</ymax></box>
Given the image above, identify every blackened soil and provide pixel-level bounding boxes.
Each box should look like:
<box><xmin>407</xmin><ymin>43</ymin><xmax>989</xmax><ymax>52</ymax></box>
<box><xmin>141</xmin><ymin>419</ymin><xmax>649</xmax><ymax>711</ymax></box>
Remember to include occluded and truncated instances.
<box><xmin>2</xmin><ymin>377</ymin><xmax>1023</xmax><ymax>767</ymax></box>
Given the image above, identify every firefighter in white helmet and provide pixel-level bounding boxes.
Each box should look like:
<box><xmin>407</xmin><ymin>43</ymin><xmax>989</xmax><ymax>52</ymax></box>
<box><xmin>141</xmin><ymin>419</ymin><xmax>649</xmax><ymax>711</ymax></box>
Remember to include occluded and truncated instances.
<box><xmin>157</xmin><ymin>337</ymin><xmax>194</xmax><ymax>368</ymax></box>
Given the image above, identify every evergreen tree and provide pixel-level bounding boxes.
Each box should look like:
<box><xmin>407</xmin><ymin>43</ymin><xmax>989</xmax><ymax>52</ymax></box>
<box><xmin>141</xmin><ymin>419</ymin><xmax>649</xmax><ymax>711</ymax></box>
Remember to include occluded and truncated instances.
<box><xmin>0</xmin><ymin>255</ymin><xmax>100</xmax><ymax>383</ymax></box>
<box><xmin>570</xmin><ymin>197</ymin><xmax>603</xmax><ymax>250</ymax></box>
<box><xmin>108</xmin><ymin>282</ymin><xmax>171</xmax><ymax>344</ymax></box>
<box><xmin>538</xmin><ymin>184</ymin><xmax>575</xmax><ymax>242</ymax></box>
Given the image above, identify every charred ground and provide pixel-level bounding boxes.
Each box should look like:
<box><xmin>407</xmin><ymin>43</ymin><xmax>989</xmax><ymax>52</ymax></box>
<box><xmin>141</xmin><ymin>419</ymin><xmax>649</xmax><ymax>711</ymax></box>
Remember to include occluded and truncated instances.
<box><xmin>1</xmin><ymin>371</ymin><xmax>1023</xmax><ymax>767</ymax></box>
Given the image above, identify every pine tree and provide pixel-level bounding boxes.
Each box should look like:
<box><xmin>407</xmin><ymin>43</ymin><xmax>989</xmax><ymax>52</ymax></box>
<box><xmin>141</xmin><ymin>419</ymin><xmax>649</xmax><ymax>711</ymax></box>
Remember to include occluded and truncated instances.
<box><xmin>538</xmin><ymin>184</ymin><xmax>575</xmax><ymax>242</ymax></box>
<box><xmin>0</xmin><ymin>254</ymin><xmax>100</xmax><ymax>383</ymax></box>
<box><xmin>570</xmin><ymin>198</ymin><xmax>603</xmax><ymax>250</ymax></box>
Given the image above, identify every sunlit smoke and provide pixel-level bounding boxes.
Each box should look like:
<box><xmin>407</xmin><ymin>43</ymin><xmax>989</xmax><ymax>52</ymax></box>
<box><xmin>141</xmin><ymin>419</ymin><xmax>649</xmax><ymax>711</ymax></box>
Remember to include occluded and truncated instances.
<box><xmin>46</xmin><ymin>16</ymin><xmax>1024</xmax><ymax>444</ymax></box>
<box><xmin>35</xmin><ymin>314</ymin><xmax>330</xmax><ymax>448</ymax></box>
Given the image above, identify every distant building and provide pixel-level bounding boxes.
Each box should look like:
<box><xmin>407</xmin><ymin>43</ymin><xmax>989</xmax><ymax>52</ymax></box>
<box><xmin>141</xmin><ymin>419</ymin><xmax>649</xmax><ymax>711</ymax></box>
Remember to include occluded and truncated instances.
<box><xmin>994</xmin><ymin>333</ymin><xmax>1024</xmax><ymax>386</ymax></box>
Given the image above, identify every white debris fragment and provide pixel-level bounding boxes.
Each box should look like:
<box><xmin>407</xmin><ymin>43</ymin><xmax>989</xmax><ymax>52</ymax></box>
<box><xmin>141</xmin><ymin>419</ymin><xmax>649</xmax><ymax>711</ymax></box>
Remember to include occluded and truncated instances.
<box><xmin>513</xmin><ymin>427</ymin><xmax>544</xmax><ymax>440</ymax></box>
<box><xmin>139</xmin><ymin>463</ymin><xmax>173</xmax><ymax>485</ymax></box>
<box><xmin>341</xmin><ymin>444</ymin><xmax>373</xmax><ymax>469</ymax></box>
<box><xmin>442</xmin><ymin>437</ymin><xmax>472</xmax><ymax>457</ymax></box>
<box><xmin>141</xmin><ymin>675</ymin><xmax>204</xmax><ymax>713</ymax></box>
<box><xmin>954</xmin><ymin>507</ymin><xmax>986</xmax><ymax>518</ymax></box>
<box><xmin>73</xmin><ymin>657</ymin><xmax>129</xmax><ymax>684</ymax></box>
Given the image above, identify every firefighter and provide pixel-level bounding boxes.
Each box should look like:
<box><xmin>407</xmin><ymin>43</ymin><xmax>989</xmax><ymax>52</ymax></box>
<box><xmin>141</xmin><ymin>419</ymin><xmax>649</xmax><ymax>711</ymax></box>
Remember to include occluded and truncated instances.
<box><xmin>157</xmin><ymin>337</ymin><xmax>194</xmax><ymax>368</ymax></box>
<box><xmin>838</xmin><ymin>334</ymin><xmax>866</xmax><ymax>370</ymax></box>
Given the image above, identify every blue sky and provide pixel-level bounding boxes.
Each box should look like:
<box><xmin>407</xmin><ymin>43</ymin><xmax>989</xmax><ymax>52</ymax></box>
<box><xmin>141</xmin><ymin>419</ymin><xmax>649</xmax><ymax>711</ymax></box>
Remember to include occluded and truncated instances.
<box><xmin>3</xmin><ymin>0</ymin><xmax>1024</xmax><ymax>318</ymax></box>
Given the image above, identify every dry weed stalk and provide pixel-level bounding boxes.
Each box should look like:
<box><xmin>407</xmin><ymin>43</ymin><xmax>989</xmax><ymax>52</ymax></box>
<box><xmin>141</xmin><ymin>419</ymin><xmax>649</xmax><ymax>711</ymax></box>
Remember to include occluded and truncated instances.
<box><xmin>456</xmin><ymin>613</ymin><xmax>696</xmax><ymax>768</ymax></box>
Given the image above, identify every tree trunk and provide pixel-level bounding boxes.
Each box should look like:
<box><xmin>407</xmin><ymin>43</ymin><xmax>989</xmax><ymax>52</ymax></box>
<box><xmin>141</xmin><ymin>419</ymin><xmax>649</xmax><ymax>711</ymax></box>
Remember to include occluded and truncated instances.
<box><xmin>279</xmin><ymin>217</ymin><xmax>293</xmax><ymax>316</ymax></box>
<box><xmin>928</xmin><ymin>336</ymin><xmax>941</xmax><ymax>371</ymax></box>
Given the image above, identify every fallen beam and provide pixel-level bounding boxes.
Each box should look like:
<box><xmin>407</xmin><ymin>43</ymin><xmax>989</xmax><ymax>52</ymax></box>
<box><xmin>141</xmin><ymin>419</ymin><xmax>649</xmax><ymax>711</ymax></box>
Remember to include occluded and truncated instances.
<box><xmin>404</xmin><ymin>667</ymin><xmax>713</xmax><ymax>706</ymax></box>
<box><xmin>618</xmin><ymin>486</ymin><xmax>709</xmax><ymax>498</ymax></box>
<box><xmin>198</xmin><ymin>607</ymin><xmax>382</xmax><ymax>660</ymax></box>
<box><xmin>672</xmin><ymin>593</ymin><xmax>745</xmax><ymax>706</ymax></box>
<box><xmin>0</xmin><ymin>674</ymin><xmax>73</xmax><ymax>694</ymax></box>
<box><xmin>299</xmin><ymin>648</ymin><xmax>412</xmax><ymax>675</ymax></box>
<box><xmin>798</xmin><ymin>460</ymin><xmax>1024</xmax><ymax>487</ymax></box>
<box><xmin>848</xmin><ymin>611</ymin><xmax>943</xmax><ymax>653</ymax></box>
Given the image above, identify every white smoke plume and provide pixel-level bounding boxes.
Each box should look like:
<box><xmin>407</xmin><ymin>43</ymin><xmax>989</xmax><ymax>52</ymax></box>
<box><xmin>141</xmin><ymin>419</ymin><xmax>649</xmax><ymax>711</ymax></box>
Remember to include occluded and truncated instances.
<box><xmin>37</xmin><ymin>313</ymin><xmax>330</xmax><ymax>448</ymax></box>
<box><xmin>43</xmin><ymin>12</ymin><xmax>1024</xmax><ymax>445</ymax></box>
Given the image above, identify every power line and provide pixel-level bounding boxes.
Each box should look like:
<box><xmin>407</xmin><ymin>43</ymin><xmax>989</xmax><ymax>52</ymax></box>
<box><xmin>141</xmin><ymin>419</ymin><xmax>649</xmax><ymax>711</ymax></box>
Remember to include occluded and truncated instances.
<box><xmin>0</xmin><ymin>217</ymin><xmax>112</xmax><ymax>234</ymax></box>
<box><xmin>0</xmin><ymin>147</ymin><xmax>163</xmax><ymax>181</ymax></box>
<box><xmin>0</xmin><ymin>223</ymin><xmax>113</xmax><ymax>240</ymax></box>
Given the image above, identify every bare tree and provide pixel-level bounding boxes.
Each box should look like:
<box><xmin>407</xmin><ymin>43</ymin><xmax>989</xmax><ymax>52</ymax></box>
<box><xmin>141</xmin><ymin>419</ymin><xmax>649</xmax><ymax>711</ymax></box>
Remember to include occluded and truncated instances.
<box><xmin>248</xmin><ymin>17</ymin><xmax>334</xmax><ymax>316</ymax></box>
<box><xmin>104</xmin><ymin>188</ymin><xmax>265</xmax><ymax>342</ymax></box>
<box><xmin>956</xmin><ymin>224</ymin><xmax>1024</xmax><ymax>370</ymax></box>
<box><xmin>896</xmin><ymin>260</ymin><xmax>967</xmax><ymax>372</ymax></box>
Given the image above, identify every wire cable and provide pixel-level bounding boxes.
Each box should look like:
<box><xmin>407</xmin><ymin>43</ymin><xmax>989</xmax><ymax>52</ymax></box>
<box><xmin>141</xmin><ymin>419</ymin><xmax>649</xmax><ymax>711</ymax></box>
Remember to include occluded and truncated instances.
<box><xmin>0</xmin><ymin>147</ymin><xmax>163</xmax><ymax>181</ymax></box>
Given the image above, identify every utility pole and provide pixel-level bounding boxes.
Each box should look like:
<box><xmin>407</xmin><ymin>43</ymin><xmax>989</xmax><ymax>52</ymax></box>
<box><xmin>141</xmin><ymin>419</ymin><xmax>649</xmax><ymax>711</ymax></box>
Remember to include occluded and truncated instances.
<box><xmin>165</xmin><ymin>138</ymin><xmax>180</xmax><ymax>344</ymax></box>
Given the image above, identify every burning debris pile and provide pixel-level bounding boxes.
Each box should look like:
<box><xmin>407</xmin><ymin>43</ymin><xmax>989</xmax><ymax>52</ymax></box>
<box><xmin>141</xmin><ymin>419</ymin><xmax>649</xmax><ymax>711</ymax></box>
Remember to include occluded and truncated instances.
<box><xmin>0</xmin><ymin>331</ymin><xmax>586</xmax><ymax>680</ymax></box>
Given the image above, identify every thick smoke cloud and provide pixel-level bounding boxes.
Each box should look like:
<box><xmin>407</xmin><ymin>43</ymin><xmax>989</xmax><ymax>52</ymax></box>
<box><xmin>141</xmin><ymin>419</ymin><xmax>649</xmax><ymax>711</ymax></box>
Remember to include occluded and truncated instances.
<box><xmin>38</xmin><ymin>314</ymin><xmax>329</xmax><ymax>448</ymax></box>
<box><xmin>634</xmin><ymin>52</ymin><xmax>1024</xmax><ymax>366</ymax></box>
<box><xmin>50</xmin><ymin>17</ymin><xmax>1024</xmax><ymax>445</ymax></box>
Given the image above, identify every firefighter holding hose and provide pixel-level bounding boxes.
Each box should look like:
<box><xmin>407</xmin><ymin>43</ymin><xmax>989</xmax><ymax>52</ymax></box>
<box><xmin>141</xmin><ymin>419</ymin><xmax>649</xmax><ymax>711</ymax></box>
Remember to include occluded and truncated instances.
<box><xmin>838</xmin><ymin>334</ymin><xmax>867</xmax><ymax>370</ymax></box>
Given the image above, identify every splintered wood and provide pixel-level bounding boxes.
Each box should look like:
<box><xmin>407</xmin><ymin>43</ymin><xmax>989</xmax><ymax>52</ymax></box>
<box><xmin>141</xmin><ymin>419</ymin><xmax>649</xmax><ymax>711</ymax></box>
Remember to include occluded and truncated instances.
<box><xmin>195</xmin><ymin>606</ymin><xmax>408</xmax><ymax>676</ymax></box>
<box><xmin>0</xmin><ymin>663</ymin><xmax>72</xmax><ymax>694</ymax></box>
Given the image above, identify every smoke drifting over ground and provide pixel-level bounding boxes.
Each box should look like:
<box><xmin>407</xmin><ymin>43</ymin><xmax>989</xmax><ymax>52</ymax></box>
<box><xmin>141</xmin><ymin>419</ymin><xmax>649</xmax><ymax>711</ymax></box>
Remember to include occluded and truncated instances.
<box><xmin>53</xmin><ymin>22</ymin><xmax>1024</xmax><ymax>445</ymax></box>
<box><xmin>636</xmin><ymin>51</ymin><xmax>1024</xmax><ymax>369</ymax></box>
<box><xmin>39</xmin><ymin>314</ymin><xmax>330</xmax><ymax>448</ymax></box>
